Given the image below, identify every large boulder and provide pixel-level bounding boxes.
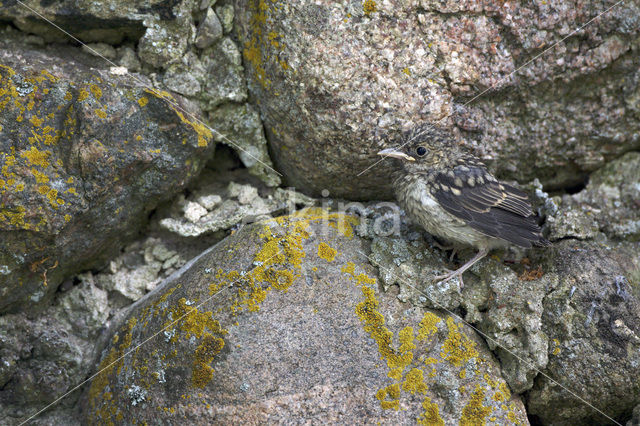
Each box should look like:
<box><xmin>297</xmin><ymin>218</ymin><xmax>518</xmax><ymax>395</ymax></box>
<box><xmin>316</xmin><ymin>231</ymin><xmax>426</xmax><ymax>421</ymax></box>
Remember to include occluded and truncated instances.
<box><xmin>84</xmin><ymin>209</ymin><xmax>529</xmax><ymax>424</ymax></box>
<box><xmin>0</xmin><ymin>35</ymin><xmax>215</xmax><ymax>312</ymax></box>
<box><xmin>234</xmin><ymin>0</ymin><xmax>640</xmax><ymax>198</ymax></box>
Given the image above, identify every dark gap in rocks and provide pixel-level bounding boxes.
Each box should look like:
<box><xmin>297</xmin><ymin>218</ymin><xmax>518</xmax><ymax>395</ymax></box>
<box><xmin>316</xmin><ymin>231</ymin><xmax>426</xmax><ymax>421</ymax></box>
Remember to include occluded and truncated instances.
<box><xmin>457</xmin><ymin>304</ymin><xmax>468</xmax><ymax>319</ymax></box>
<box><xmin>527</xmin><ymin>413</ymin><xmax>544</xmax><ymax>425</ymax></box>
<box><xmin>2</xmin><ymin>15</ymin><xmax>144</xmax><ymax>48</ymax></box>
<box><xmin>205</xmin><ymin>143</ymin><xmax>245</xmax><ymax>173</ymax></box>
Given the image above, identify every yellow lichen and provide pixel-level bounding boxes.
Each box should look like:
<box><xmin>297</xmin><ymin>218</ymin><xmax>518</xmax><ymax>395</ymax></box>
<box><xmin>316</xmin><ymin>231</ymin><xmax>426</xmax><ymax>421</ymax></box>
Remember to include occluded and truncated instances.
<box><xmin>363</xmin><ymin>0</ymin><xmax>377</xmax><ymax>15</ymax></box>
<box><xmin>317</xmin><ymin>242</ymin><xmax>337</xmax><ymax>262</ymax></box>
<box><xmin>418</xmin><ymin>396</ymin><xmax>445</xmax><ymax>426</ymax></box>
<box><xmin>460</xmin><ymin>385</ymin><xmax>493</xmax><ymax>426</ymax></box>
<box><xmin>417</xmin><ymin>312</ymin><xmax>441</xmax><ymax>341</ymax></box>
<box><xmin>441</xmin><ymin>317</ymin><xmax>478</xmax><ymax>367</ymax></box>
<box><xmin>403</xmin><ymin>368</ymin><xmax>427</xmax><ymax>394</ymax></box>
<box><xmin>138</xmin><ymin>96</ymin><xmax>149</xmax><ymax>107</ymax></box>
<box><xmin>376</xmin><ymin>383</ymin><xmax>401</xmax><ymax>410</ymax></box>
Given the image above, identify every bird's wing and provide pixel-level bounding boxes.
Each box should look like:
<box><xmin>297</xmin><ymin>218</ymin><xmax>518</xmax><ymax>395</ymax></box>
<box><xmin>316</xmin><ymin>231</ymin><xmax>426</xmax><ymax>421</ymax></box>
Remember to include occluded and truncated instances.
<box><xmin>430</xmin><ymin>161</ymin><xmax>548</xmax><ymax>248</ymax></box>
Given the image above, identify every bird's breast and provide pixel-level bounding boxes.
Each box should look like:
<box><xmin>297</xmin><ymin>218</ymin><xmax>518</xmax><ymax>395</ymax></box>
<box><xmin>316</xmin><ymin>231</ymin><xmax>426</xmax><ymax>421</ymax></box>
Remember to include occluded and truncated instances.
<box><xmin>395</xmin><ymin>175</ymin><xmax>493</xmax><ymax>248</ymax></box>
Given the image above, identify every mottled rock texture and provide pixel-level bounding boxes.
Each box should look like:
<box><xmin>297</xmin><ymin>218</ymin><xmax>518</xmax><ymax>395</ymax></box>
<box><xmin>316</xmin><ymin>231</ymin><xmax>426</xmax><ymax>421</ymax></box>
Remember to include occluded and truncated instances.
<box><xmin>0</xmin><ymin>278</ymin><xmax>109</xmax><ymax>425</ymax></box>
<box><xmin>235</xmin><ymin>0</ymin><xmax>640</xmax><ymax>198</ymax></box>
<box><xmin>0</xmin><ymin>36</ymin><xmax>214</xmax><ymax>312</ymax></box>
<box><xmin>0</xmin><ymin>0</ymin><xmax>281</xmax><ymax>186</ymax></box>
<box><xmin>84</xmin><ymin>210</ymin><xmax>528</xmax><ymax>425</ymax></box>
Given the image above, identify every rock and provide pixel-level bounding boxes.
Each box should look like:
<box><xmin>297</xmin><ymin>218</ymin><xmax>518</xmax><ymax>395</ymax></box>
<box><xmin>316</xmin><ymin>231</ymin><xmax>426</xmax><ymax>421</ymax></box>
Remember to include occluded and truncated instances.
<box><xmin>627</xmin><ymin>404</ymin><xmax>640</xmax><ymax>426</ymax></box>
<box><xmin>195</xmin><ymin>8</ymin><xmax>223</xmax><ymax>49</ymax></box>
<box><xmin>162</xmin><ymin>52</ymin><xmax>204</xmax><ymax>97</ymax></box>
<box><xmin>85</xmin><ymin>209</ymin><xmax>529</xmax><ymax>424</ymax></box>
<box><xmin>0</xmin><ymin>279</ymin><xmax>109</xmax><ymax>425</ymax></box>
<box><xmin>159</xmin><ymin>179</ymin><xmax>313</xmax><ymax>237</ymax></box>
<box><xmin>209</xmin><ymin>103</ymin><xmax>280</xmax><ymax>186</ymax></box>
<box><xmin>526</xmin><ymin>240</ymin><xmax>640</xmax><ymax>424</ymax></box>
<box><xmin>227</xmin><ymin>182</ymin><xmax>258</xmax><ymax>204</ymax></box>
<box><xmin>564</xmin><ymin>152</ymin><xmax>640</xmax><ymax>241</ymax></box>
<box><xmin>184</xmin><ymin>201</ymin><xmax>208</xmax><ymax>223</ymax></box>
<box><xmin>138</xmin><ymin>20</ymin><xmax>191</xmax><ymax>69</ymax></box>
<box><xmin>201</xmin><ymin>37</ymin><xmax>248</xmax><ymax>107</ymax></box>
<box><xmin>215</xmin><ymin>4</ymin><xmax>234</xmax><ymax>34</ymax></box>
<box><xmin>81</xmin><ymin>43</ymin><xmax>117</xmax><ymax>60</ymax></box>
<box><xmin>196</xmin><ymin>193</ymin><xmax>222</xmax><ymax>210</ymax></box>
<box><xmin>234</xmin><ymin>0</ymin><xmax>640</xmax><ymax>198</ymax></box>
<box><xmin>363</xmin><ymin>203</ymin><xmax>640</xmax><ymax>421</ymax></box>
<box><xmin>116</xmin><ymin>46</ymin><xmax>141</xmax><ymax>72</ymax></box>
<box><xmin>0</xmin><ymin>35</ymin><xmax>214</xmax><ymax>313</ymax></box>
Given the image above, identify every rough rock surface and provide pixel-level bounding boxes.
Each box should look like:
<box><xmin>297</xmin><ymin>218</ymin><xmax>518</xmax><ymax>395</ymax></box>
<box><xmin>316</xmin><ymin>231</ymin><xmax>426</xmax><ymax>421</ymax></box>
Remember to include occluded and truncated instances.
<box><xmin>0</xmin><ymin>1</ymin><xmax>281</xmax><ymax>187</ymax></box>
<box><xmin>84</xmin><ymin>210</ymin><xmax>529</xmax><ymax>425</ymax></box>
<box><xmin>544</xmin><ymin>152</ymin><xmax>640</xmax><ymax>242</ymax></box>
<box><xmin>526</xmin><ymin>240</ymin><xmax>640</xmax><ymax>425</ymax></box>
<box><xmin>0</xmin><ymin>35</ymin><xmax>215</xmax><ymax>313</ymax></box>
<box><xmin>0</xmin><ymin>279</ymin><xmax>109</xmax><ymax>426</ymax></box>
<box><xmin>235</xmin><ymin>0</ymin><xmax>640</xmax><ymax>198</ymax></box>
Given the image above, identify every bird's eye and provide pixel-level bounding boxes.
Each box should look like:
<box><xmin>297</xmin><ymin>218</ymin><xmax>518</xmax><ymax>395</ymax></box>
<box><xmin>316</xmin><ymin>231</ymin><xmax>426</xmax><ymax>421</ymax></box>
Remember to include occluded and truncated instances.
<box><xmin>416</xmin><ymin>146</ymin><xmax>427</xmax><ymax>156</ymax></box>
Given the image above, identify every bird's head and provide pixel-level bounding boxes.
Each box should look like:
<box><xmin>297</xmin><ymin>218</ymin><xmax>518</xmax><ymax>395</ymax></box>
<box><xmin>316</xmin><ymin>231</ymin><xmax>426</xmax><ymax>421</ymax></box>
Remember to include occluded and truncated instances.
<box><xmin>377</xmin><ymin>124</ymin><xmax>455</xmax><ymax>173</ymax></box>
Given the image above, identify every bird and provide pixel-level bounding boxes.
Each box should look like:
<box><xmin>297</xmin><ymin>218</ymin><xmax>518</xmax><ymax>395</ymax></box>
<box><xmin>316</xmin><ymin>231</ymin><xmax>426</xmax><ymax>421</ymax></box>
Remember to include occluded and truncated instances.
<box><xmin>377</xmin><ymin>124</ymin><xmax>549</xmax><ymax>287</ymax></box>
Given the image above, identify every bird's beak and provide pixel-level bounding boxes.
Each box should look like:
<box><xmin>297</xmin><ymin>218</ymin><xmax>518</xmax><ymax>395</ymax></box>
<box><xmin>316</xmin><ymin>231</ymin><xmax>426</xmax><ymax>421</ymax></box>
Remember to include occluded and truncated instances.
<box><xmin>377</xmin><ymin>147</ymin><xmax>415</xmax><ymax>162</ymax></box>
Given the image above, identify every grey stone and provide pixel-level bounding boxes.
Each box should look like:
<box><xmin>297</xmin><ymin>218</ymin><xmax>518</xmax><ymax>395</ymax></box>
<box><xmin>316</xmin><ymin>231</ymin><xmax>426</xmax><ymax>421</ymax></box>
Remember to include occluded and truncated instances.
<box><xmin>84</xmin><ymin>210</ymin><xmax>529</xmax><ymax>424</ymax></box>
<box><xmin>81</xmin><ymin>43</ymin><xmax>117</xmax><ymax>60</ymax></box>
<box><xmin>0</xmin><ymin>36</ymin><xmax>215</xmax><ymax>313</ymax></box>
<box><xmin>200</xmin><ymin>37</ymin><xmax>247</xmax><ymax>107</ymax></box>
<box><xmin>195</xmin><ymin>8</ymin><xmax>223</xmax><ymax>49</ymax></box>
<box><xmin>215</xmin><ymin>4</ymin><xmax>234</xmax><ymax>34</ymax></box>
<box><xmin>116</xmin><ymin>46</ymin><xmax>141</xmax><ymax>72</ymax></box>
<box><xmin>209</xmin><ymin>103</ymin><xmax>280</xmax><ymax>186</ymax></box>
<box><xmin>234</xmin><ymin>0</ymin><xmax>640</xmax><ymax>199</ymax></box>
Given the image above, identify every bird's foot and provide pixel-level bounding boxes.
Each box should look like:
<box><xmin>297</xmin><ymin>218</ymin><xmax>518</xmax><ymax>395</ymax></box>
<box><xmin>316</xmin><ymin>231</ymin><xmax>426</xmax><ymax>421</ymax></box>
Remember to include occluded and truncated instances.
<box><xmin>433</xmin><ymin>248</ymin><xmax>490</xmax><ymax>290</ymax></box>
<box><xmin>434</xmin><ymin>268</ymin><xmax>464</xmax><ymax>288</ymax></box>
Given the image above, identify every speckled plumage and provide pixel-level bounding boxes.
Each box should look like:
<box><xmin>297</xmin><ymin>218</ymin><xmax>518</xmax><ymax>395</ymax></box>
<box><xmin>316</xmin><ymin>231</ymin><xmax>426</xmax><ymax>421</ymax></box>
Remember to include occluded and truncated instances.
<box><xmin>379</xmin><ymin>124</ymin><xmax>549</xmax><ymax>284</ymax></box>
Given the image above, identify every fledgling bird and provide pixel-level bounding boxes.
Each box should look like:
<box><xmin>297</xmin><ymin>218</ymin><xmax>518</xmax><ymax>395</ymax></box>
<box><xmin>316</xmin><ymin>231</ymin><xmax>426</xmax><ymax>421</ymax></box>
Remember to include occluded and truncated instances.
<box><xmin>378</xmin><ymin>124</ymin><xmax>549</xmax><ymax>286</ymax></box>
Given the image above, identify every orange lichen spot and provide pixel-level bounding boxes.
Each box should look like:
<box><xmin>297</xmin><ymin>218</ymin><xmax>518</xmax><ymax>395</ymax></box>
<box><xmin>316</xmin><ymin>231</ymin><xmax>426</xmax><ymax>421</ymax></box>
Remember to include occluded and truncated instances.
<box><xmin>519</xmin><ymin>265</ymin><xmax>543</xmax><ymax>281</ymax></box>
<box><xmin>272</xmin><ymin>269</ymin><xmax>295</xmax><ymax>291</ymax></box>
<box><xmin>192</xmin><ymin>334</ymin><xmax>225</xmax><ymax>388</ymax></box>
<box><xmin>138</xmin><ymin>96</ymin><xmax>149</xmax><ymax>107</ymax></box>
<box><xmin>31</xmin><ymin>169</ymin><xmax>49</xmax><ymax>184</ymax></box>
<box><xmin>440</xmin><ymin>317</ymin><xmax>478</xmax><ymax>367</ymax></box>
<box><xmin>317</xmin><ymin>242</ymin><xmax>337</xmax><ymax>262</ymax></box>
<box><xmin>46</xmin><ymin>188</ymin><xmax>59</xmax><ymax>208</ymax></box>
<box><xmin>499</xmin><ymin>382</ymin><xmax>511</xmax><ymax>400</ymax></box>
<box><xmin>341</xmin><ymin>261</ymin><xmax>355</xmax><ymax>276</ymax></box>
<box><xmin>460</xmin><ymin>385</ymin><xmax>493</xmax><ymax>425</ymax></box>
